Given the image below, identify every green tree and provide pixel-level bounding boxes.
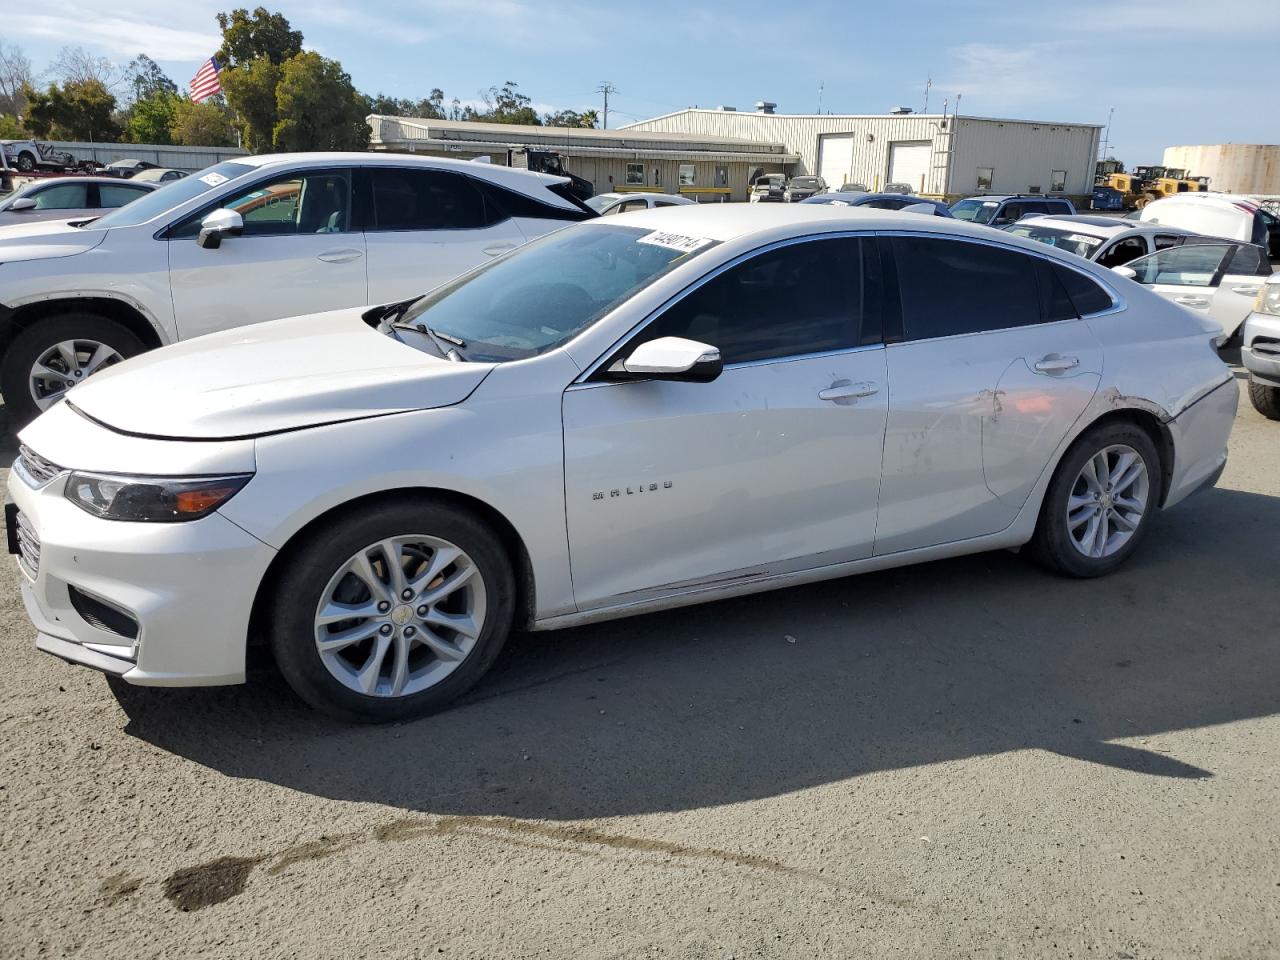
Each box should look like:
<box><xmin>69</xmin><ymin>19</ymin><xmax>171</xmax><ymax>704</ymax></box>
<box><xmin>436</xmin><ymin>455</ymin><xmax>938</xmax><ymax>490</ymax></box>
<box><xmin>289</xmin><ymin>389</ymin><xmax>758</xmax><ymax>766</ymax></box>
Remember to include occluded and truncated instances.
<box><xmin>272</xmin><ymin>51</ymin><xmax>369</xmax><ymax>151</ymax></box>
<box><xmin>0</xmin><ymin>114</ymin><xmax>26</xmax><ymax>138</ymax></box>
<box><xmin>124</xmin><ymin>54</ymin><xmax>177</xmax><ymax>103</ymax></box>
<box><xmin>128</xmin><ymin>90</ymin><xmax>180</xmax><ymax>143</ymax></box>
<box><xmin>170</xmin><ymin>98</ymin><xmax>238</xmax><ymax>146</ymax></box>
<box><xmin>544</xmin><ymin>108</ymin><xmax>598</xmax><ymax>128</ymax></box>
<box><xmin>21</xmin><ymin>79</ymin><xmax>120</xmax><ymax>141</ymax></box>
<box><xmin>470</xmin><ymin>81</ymin><xmax>540</xmax><ymax>125</ymax></box>
<box><xmin>367</xmin><ymin>89</ymin><xmax>445</xmax><ymax>119</ymax></box>
<box><xmin>220</xmin><ymin>56</ymin><xmax>280</xmax><ymax>151</ymax></box>
<box><xmin>216</xmin><ymin>6</ymin><xmax>303</xmax><ymax>68</ymax></box>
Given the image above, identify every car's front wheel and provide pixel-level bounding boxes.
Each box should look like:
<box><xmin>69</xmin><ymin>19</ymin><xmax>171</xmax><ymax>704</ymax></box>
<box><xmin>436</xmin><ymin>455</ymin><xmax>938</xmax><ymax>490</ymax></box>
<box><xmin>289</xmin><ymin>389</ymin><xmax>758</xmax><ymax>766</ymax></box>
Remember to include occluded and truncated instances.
<box><xmin>1</xmin><ymin>313</ymin><xmax>147</xmax><ymax>426</ymax></box>
<box><xmin>269</xmin><ymin>499</ymin><xmax>515</xmax><ymax>722</ymax></box>
<box><xmin>1028</xmin><ymin>421</ymin><xmax>1161</xmax><ymax>578</ymax></box>
<box><xmin>1248</xmin><ymin>375</ymin><xmax>1280</xmax><ymax>420</ymax></box>
<box><xmin>15</xmin><ymin>152</ymin><xmax>35</xmax><ymax>172</ymax></box>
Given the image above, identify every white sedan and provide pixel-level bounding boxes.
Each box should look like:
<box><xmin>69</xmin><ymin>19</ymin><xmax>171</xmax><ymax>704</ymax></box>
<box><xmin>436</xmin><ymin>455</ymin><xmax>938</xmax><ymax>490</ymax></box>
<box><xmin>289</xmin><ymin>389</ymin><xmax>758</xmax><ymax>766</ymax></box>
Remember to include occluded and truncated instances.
<box><xmin>8</xmin><ymin>206</ymin><xmax>1237</xmax><ymax>721</ymax></box>
<box><xmin>585</xmin><ymin>192</ymin><xmax>695</xmax><ymax>215</ymax></box>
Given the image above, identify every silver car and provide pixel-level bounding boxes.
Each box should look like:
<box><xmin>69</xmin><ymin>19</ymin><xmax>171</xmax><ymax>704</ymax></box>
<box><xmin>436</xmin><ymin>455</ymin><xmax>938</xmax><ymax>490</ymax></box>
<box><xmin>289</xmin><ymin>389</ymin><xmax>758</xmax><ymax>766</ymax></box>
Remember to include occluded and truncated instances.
<box><xmin>1242</xmin><ymin>275</ymin><xmax>1280</xmax><ymax>419</ymax></box>
<box><xmin>0</xmin><ymin>177</ymin><xmax>157</xmax><ymax>226</ymax></box>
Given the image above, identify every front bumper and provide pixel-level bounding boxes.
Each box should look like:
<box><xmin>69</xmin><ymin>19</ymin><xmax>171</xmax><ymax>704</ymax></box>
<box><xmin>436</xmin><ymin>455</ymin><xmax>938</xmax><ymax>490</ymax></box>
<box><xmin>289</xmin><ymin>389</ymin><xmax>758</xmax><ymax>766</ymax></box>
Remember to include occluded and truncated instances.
<box><xmin>1241</xmin><ymin>310</ymin><xmax>1280</xmax><ymax>387</ymax></box>
<box><xmin>7</xmin><ymin>462</ymin><xmax>277</xmax><ymax>686</ymax></box>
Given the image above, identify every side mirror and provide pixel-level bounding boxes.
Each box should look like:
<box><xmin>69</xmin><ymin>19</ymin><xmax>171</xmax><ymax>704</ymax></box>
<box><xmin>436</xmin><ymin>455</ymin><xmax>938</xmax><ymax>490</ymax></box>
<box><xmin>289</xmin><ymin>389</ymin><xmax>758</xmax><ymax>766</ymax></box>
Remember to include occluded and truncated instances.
<box><xmin>196</xmin><ymin>208</ymin><xmax>244</xmax><ymax>249</ymax></box>
<box><xmin>1110</xmin><ymin>265</ymin><xmax>1138</xmax><ymax>280</ymax></box>
<box><xmin>616</xmin><ymin>336</ymin><xmax>723</xmax><ymax>383</ymax></box>
<box><xmin>9</xmin><ymin>197</ymin><xmax>36</xmax><ymax>211</ymax></box>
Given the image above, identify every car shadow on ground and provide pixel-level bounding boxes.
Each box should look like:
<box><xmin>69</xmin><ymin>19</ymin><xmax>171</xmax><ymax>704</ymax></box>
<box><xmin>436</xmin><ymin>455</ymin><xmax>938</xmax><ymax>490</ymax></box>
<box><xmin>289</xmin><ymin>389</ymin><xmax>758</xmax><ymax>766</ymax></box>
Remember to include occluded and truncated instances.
<box><xmin>110</xmin><ymin>482</ymin><xmax>1280</xmax><ymax>821</ymax></box>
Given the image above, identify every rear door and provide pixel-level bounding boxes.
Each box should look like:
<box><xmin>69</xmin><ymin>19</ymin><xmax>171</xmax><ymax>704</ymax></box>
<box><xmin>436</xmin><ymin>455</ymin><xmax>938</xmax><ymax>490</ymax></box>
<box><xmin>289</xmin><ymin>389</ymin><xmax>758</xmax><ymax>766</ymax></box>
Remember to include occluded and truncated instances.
<box><xmin>167</xmin><ymin>167</ymin><xmax>367</xmax><ymax>340</ymax></box>
<box><xmin>360</xmin><ymin>167</ymin><xmax>526</xmax><ymax>303</ymax></box>
<box><xmin>875</xmin><ymin>235</ymin><xmax>1103</xmax><ymax>554</ymax></box>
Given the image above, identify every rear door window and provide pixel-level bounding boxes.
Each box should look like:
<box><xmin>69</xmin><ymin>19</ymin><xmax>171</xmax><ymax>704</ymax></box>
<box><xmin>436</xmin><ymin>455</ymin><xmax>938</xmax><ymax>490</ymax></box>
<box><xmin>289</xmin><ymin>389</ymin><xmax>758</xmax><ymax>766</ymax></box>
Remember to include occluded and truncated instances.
<box><xmin>368</xmin><ymin>168</ymin><xmax>487</xmax><ymax>231</ymax></box>
<box><xmin>1096</xmin><ymin>236</ymin><xmax>1147</xmax><ymax>268</ymax></box>
<box><xmin>98</xmin><ymin>183</ymin><xmax>152</xmax><ymax>208</ymax></box>
<box><xmin>891</xmin><ymin>236</ymin><xmax>1043</xmax><ymax>339</ymax></box>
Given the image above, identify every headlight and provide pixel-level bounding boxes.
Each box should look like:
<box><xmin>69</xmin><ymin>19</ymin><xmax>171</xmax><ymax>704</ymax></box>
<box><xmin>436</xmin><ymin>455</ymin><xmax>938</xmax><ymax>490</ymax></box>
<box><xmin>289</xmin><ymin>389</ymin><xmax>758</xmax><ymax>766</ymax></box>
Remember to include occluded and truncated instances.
<box><xmin>1253</xmin><ymin>284</ymin><xmax>1280</xmax><ymax>317</ymax></box>
<box><xmin>64</xmin><ymin>471</ymin><xmax>252</xmax><ymax>522</ymax></box>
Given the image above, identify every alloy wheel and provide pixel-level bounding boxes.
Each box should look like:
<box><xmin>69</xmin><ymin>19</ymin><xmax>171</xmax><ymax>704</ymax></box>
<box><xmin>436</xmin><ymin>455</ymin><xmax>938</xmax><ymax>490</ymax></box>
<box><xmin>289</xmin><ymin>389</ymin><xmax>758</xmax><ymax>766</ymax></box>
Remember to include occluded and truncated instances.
<box><xmin>1066</xmin><ymin>444</ymin><xmax>1150</xmax><ymax>559</ymax></box>
<box><xmin>313</xmin><ymin>535</ymin><xmax>487</xmax><ymax>699</ymax></box>
<box><xmin>28</xmin><ymin>339</ymin><xmax>124</xmax><ymax>410</ymax></box>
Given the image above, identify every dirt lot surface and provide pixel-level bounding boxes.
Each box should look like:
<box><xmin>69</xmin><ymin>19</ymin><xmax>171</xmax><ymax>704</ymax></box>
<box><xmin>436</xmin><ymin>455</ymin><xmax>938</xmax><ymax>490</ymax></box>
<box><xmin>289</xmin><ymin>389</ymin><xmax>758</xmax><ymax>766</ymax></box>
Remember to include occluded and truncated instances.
<box><xmin>1</xmin><ymin>371</ymin><xmax>1278</xmax><ymax>960</ymax></box>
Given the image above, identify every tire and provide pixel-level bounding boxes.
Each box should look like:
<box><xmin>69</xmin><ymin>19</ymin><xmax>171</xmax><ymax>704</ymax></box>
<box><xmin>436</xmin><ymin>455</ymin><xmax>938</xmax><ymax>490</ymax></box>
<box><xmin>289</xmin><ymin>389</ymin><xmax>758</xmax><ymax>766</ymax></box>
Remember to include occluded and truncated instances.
<box><xmin>1</xmin><ymin>313</ymin><xmax>147</xmax><ymax>427</ymax></box>
<box><xmin>269</xmin><ymin>498</ymin><xmax>516</xmax><ymax>723</ymax></box>
<box><xmin>16</xmin><ymin>152</ymin><xmax>35</xmax><ymax>172</ymax></box>
<box><xmin>1249</xmin><ymin>375</ymin><xmax>1280</xmax><ymax>420</ymax></box>
<box><xmin>1027</xmin><ymin>421</ymin><xmax>1162</xmax><ymax>578</ymax></box>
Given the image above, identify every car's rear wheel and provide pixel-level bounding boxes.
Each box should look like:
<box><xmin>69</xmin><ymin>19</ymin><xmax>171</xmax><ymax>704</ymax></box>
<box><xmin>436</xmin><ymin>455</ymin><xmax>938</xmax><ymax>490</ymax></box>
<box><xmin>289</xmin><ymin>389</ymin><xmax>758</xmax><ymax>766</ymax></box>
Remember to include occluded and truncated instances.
<box><xmin>1028</xmin><ymin>422</ymin><xmax>1161</xmax><ymax>578</ymax></box>
<box><xmin>1248</xmin><ymin>375</ymin><xmax>1280</xmax><ymax>420</ymax></box>
<box><xmin>1</xmin><ymin>313</ymin><xmax>147</xmax><ymax>426</ymax></box>
<box><xmin>16</xmin><ymin>152</ymin><xmax>35</xmax><ymax>172</ymax></box>
<box><xmin>269</xmin><ymin>499</ymin><xmax>515</xmax><ymax>722</ymax></box>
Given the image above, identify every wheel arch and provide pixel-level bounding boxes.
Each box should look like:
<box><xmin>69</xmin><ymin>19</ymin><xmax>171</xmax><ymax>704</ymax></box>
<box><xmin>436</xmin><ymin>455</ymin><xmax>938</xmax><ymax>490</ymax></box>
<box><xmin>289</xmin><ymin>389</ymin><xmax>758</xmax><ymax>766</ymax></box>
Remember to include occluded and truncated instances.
<box><xmin>1</xmin><ymin>296</ymin><xmax>166</xmax><ymax>357</ymax></box>
<box><xmin>1070</xmin><ymin>407</ymin><xmax>1176</xmax><ymax>506</ymax></box>
<box><xmin>247</xmin><ymin>487</ymin><xmax>538</xmax><ymax>649</ymax></box>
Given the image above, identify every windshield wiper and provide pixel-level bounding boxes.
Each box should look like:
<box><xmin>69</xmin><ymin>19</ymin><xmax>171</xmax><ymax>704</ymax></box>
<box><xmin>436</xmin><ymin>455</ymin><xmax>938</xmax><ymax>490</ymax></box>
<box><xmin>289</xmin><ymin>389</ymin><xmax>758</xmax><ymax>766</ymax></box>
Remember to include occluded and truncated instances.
<box><xmin>387</xmin><ymin>321</ymin><xmax>467</xmax><ymax>362</ymax></box>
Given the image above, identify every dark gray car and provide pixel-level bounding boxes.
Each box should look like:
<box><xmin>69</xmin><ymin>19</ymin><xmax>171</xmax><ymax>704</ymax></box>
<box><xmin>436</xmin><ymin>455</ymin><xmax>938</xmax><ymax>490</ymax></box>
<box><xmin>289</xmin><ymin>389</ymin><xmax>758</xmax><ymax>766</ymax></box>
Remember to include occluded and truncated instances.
<box><xmin>0</xmin><ymin>177</ymin><xmax>157</xmax><ymax>226</ymax></box>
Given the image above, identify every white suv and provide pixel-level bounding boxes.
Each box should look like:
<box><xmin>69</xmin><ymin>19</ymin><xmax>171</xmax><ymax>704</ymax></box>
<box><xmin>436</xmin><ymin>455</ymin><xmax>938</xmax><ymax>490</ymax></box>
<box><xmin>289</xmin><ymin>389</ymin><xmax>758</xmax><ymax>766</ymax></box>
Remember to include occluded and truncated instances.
<box><xmin>0</xmin><ymin>152</ymin><xmax>592</xmax><ymax>423</ymax></box>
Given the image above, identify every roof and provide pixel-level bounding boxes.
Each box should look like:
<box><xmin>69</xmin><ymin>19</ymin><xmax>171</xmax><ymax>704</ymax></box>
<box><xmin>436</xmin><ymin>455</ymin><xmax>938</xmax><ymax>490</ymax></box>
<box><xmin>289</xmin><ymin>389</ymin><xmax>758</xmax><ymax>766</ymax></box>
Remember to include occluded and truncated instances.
<box><xmin>1011</xmin><ymin>216</ymin><xmax>1196</xmax><ymax>238</ymax></box>
<box><xmin>620</xmin><ymin>108</ymin><xmax>1103</xmax><ymax>131</ymax></box>
<box><xmin>372</xmin><ymin>115</ymin><xmax>777</xmax><ymax>147</ymax></box>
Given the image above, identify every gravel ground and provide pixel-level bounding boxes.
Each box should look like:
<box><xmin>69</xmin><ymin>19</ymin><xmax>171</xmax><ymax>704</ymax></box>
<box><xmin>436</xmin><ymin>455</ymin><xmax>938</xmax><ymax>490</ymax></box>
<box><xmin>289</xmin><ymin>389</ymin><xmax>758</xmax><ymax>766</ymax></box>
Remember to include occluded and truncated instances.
<box><xmin>1</xmin><ymin>370</ymin><xmax>1278</xmax><ymax>960</ymax></box>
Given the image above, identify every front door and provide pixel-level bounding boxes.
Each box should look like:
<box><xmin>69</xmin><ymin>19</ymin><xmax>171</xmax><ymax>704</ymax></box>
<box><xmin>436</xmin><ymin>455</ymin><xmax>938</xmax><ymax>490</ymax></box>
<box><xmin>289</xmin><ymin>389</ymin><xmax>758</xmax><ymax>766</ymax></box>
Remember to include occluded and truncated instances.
<box><xmin>875</xmin><ymin>235</ymin><xmax>1103</xmax><ymax>555</ymax></box>
<box><xmin>562</xmin><ymin>236</ymin><xmax>888</xmax><ymax>610</ymax></box>
<box><xmin>361</xmin><ymin>167</ymin><xmax>527</xmax><ymax>304</ymax></box>
<box><xmin>167</xmin><ymin>168</ymin><xmax>367</xmax><ymax>341</ymax></box>
<box><xmin>1123</xmin><ymin>241</ymin><xmax>1266</xmax><ymax>339</ymax></box>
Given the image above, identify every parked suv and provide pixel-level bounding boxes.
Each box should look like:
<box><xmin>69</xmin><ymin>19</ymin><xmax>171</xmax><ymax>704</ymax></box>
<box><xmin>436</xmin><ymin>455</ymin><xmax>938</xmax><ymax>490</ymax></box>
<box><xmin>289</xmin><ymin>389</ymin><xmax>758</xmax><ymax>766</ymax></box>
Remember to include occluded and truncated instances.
<box><xmin>0</xmin><ymin>153</ymin><xmax>593</xmax><ymax>423</ymax></box>
<box><xmin>1242</xmin><ymin>275</ymin><xmax>1280</xmax><ymax>419</ymax></box>
<box><xmin>950</xmin><ymin>195</ymin><xmax>1077</xmax><ymax>227</ymax></box>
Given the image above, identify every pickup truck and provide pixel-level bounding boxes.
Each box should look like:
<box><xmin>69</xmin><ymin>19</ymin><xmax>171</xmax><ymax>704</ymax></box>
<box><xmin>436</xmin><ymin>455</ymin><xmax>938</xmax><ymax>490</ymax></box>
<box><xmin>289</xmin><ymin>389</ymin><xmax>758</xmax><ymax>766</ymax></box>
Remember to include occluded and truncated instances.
<box><xmin>0</xmin><ymin>140</ymin><xmax>78</xmax><ymax>173</ymax></box>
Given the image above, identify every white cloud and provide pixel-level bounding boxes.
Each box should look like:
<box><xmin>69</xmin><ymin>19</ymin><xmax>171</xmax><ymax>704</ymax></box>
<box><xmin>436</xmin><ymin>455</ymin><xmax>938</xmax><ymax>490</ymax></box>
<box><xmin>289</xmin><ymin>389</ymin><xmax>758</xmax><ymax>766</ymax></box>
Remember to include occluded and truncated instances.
<box><xmin>8</xmin><ymin>6</ymin><xmax>219</xmax><ymax>62</ymax></box>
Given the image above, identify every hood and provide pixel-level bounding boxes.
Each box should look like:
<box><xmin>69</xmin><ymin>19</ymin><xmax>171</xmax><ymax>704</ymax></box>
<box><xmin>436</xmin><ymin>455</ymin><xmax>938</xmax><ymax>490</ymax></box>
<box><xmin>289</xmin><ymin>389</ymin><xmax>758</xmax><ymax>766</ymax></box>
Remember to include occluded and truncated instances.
<box><xmin>67</xmin><ymin>307</ymin><xmax>496</xmax><ymax>439</ymax></box>
<box><xmin>0</xmin><ymin>217</ymin><xmax>108</xmax><ymax>262</ymax></box>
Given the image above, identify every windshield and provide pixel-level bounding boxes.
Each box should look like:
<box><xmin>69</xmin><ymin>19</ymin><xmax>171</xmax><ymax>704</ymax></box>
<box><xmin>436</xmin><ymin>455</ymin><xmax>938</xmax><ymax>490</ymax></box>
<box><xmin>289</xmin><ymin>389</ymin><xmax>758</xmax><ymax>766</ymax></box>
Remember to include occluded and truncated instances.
<box><xmin>584</xmin><ymin>195</ymin><xmax>618</xmax><ymax>212</ymax></box>
<box><xmin>1003</xmin><ymin>224</ymin><xmax>1105</xmax><ymax>258</ymax></box>
<box><xmin>90</xmin><ymin>161</ymin><xmax>255</xmax><ymax>229</ymax></box>
<box><xmin>949</xmin><ymin>199</ymin><xmax>999</xmax><ymax>224</ymax></box>
<box><xmin>397</xmin><ymin>224</ymin><xmax>719</xmax><ymax>362</ymax></box>
<box><xmin>791</xmin><ymin>177</ymin><xmax>820</xmax><ymax>188</ymax></box>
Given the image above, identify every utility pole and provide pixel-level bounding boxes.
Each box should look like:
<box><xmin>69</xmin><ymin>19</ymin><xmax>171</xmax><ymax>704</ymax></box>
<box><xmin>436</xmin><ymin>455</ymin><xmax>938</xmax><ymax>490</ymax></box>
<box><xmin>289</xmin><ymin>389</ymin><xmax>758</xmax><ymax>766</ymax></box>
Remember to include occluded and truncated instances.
<box><xmin>923</xmin><ymin>76</ymin><xmax>931</xmax><ymax>113</ymax></box>
<box><xmin>597</xmin><ymin>81</ymin><xmax>618</xmax><ymax>130</ymax></box>
<box><xmin>817</xmin><ymin>80</ymin><xmax>824</xmax><ymax>114</ymax></box>
<box><xmin>1099</xmin><ymin>106</ymin><xmax>1114</xmax><ymax>160</ymax></box>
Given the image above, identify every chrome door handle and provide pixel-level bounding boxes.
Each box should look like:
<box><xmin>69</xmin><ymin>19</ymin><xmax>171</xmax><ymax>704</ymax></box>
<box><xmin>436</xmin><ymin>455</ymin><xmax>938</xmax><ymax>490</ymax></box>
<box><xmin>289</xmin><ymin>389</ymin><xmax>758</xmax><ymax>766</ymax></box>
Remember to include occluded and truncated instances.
<box><xmin>1173</xmin><ymin>296</ymin><xmax>1209</xmax><ymax>307</ymax></box>
<box><xmin>818</xmin><ymin>380</ymin><xmax>879</xmax><ymax>403</ymax></box>
<box><xmin>482</xmin><ymin>243</ymin><xmax>518</xmax><ymax>256</ymax></box>
<box><xmin>1033</xmin><ymin>355</ymin><xmax>1080</xmax><ymax>373</ymax></box>
<box><xmin>1230</xmin><ymin>285</ymin><xmax>1261</xmax><ymax>296</ymax></box>
<box><xmin>317</xmin><ymin>249</ymin><xmax>363</xmax><ymax>263</ymax></box>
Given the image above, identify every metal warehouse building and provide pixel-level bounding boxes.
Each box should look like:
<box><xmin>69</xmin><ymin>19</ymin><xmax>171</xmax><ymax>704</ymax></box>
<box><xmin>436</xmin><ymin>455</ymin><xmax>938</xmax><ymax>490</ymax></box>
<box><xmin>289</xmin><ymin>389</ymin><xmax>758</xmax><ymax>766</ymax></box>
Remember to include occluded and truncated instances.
<box><xmin>622</xmin><ymin>107</ymin><xmax>1102</xmax><ymax>200</ymax></box>
<box><xmin>368</xmin><ymin>115</ymin><xmax>797</xmax><ymax>201</ymax></box>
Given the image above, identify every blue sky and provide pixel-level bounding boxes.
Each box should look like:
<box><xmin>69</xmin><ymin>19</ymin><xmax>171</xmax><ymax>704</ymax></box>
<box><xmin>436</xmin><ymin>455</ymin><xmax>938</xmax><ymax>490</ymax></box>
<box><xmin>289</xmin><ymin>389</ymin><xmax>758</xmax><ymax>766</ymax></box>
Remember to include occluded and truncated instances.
<box><xmin>7</xmin><ymin>0</ymin><xmax>1270</xmax><ymax>162</ymax></box>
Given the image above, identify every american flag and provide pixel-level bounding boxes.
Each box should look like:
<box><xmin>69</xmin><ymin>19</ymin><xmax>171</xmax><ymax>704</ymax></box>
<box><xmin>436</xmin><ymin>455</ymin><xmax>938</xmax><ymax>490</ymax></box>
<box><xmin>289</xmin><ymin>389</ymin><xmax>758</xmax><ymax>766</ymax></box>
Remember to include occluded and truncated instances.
<box><xmin>189</xmin><ymin>57</ymin><xmax>222</xmax><ymax>103</ymax></box>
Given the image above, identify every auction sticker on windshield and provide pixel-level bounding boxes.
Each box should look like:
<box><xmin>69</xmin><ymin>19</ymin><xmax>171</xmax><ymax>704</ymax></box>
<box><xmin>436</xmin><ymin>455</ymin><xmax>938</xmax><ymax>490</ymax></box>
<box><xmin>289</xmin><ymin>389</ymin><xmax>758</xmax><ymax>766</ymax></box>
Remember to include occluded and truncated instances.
<box><xmin>637</xmin><ymin>231</ymin><xmax>715</xmax><ymax>253</ymax></box>
<box><xmin>199</xmin><ymin>172</ymin><xmax>229</xmax><ymax>187</ymax></box>
<box><xmin>1066</xmin><ymin>234</ymin><xmax>1103</xmax><ymax>247</ymax></box>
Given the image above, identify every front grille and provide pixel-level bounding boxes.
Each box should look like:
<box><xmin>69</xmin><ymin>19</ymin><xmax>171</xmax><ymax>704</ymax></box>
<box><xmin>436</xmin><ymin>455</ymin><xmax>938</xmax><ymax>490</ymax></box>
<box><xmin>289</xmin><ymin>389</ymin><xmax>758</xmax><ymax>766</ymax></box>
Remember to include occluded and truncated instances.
<box><xmin>1252</xmin><ymin>336</ymin><xmax>1280</xmax><ymax>359</ymax></box>
<box><xmin>68</xmin><ymin>586</ymin><xmax>139</xmax><ymax>640</ymax></box>
<box><xmin>14</xmin><ymin>509</ymin><xmax>40</xmax><ymax>580</ymax></box>
<box><xmin>17</xmin><ymin>445</ymin><xmax>62</xmax><ymax>486</ymax></box>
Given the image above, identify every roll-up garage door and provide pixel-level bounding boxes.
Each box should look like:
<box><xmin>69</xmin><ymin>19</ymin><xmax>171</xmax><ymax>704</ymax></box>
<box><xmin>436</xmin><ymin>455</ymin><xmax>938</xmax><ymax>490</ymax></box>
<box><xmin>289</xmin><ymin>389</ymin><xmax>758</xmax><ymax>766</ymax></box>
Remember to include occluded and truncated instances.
<box><xmin>818</xmin><ymin>134</ymin><xmax>857</xmax><ymax>187</ymax></box>
<box><xmin>888</xmin><ymin>141</ymin><xmax>931</xmax><ymax>193</ymax></box>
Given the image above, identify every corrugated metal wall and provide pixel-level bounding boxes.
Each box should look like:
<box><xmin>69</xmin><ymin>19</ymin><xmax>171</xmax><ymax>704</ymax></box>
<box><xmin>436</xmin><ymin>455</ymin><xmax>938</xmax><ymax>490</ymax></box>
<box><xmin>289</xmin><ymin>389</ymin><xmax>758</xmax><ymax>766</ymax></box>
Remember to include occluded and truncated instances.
<box><xmin>623</xmin><ymin>110</ymin><xmax>1101</xmax><ymax>197</ymax></box>
<box><xmin>45</xmin><ymin>141</ymin><xmax>249</xmax><ymax>171</ymax></box>
<box><xmin>949</xmin><ymin>119</ymin><xmax>1099</xmax><ymax>196</ymax></box>
<box><xmin>1162</xmin><ymin>144</ymin><xmax>1280</xmax><ymax>195</ymax></box>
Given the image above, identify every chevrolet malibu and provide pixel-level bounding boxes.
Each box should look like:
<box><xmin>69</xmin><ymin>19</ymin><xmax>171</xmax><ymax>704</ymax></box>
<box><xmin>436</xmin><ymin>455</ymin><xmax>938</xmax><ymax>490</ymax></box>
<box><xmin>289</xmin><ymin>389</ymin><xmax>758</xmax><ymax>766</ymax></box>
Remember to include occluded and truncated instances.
<box><xmin>7</xmin><ymin>206</ymin><xmax>1237</xmax><ymax>722</ymax></box>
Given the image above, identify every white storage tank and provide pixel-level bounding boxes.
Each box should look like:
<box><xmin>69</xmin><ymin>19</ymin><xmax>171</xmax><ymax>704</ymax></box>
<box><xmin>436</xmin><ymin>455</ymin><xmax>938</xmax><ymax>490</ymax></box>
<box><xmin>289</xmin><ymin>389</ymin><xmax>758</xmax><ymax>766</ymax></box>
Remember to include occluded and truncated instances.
<box><xmin>1162</xmin><ymin>144</ymin><xmax>1280</xmax><ymax>194</ymax></box>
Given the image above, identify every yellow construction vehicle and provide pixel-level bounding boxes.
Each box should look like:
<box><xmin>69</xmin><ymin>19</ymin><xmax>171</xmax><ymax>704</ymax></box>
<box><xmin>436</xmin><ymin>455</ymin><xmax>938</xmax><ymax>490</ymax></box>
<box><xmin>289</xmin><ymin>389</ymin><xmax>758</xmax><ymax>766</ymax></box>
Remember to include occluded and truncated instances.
<box><xmin>1132</xmin><ymin>165</ymin><xmax>1194</xmax><ymax>207</ymax></box>
<box><xmin>1098</xmin><ymin>171</ymin><xmax>1144</xmax><ymax>209</ymax></box>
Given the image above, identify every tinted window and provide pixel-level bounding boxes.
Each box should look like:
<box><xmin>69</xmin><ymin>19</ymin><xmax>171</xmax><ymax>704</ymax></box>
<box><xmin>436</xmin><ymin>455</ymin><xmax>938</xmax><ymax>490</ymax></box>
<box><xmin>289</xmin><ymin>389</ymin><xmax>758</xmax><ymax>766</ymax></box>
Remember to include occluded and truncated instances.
<box><xmin>892</xmin><ymin>237</ymin><xmax>1042</xmax><ymax>340</ymax></box>
<box><xmin>1225</xmin><ymin>243</ymin><xmax>1269</xmax><ymax>277</ymax></box>
<box><xmin>171</xmin><ymin>170</ymin><xmax>351</xmax><ymax>238</ymax></box>
<box><xmin>472</xmin><ymin>178</ymin><xmax>589</xmax><ymax>222</ymax></box>
<box><xmin>1096</xmin><ymin>236</ymin><xmax>1147</xmax><ymax>268</ymax></box>
<box><xmin>1044</xmin><ymin>200</ymin><xmax>1073</xmax><ymax>214</ymax></box>
<box><xmin>98</xmin><ymin>183</ymin><xmax>151</xmax><ymax>208</ymax></box>
<box><xmin>31</xmin><ymin>183</ymin><xmax>88</xmax><ymax>209</ymax></box>
<box><xmin>863</xmin><ymin>197</ymin><xmax>908</xmax><ymax>210</ymax></box>
<box><xmin>370</xmin><ymin>168</ymin><xmax>485</xmax><ymax>230</ymax></box>
<box><xmin>1036</xmin><ymin>261</ymin><xmax>1080</xmax><ymax>324</ymax></box>
<box><xmin>635</xmin><ymin>237</ymin><xmax>874</xmax><ymax>365</ymax></box>
<box><xmin>1054</xmin><ymin>264</ymin><xmax>1114</xmax><ymax>314</ymax></box>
